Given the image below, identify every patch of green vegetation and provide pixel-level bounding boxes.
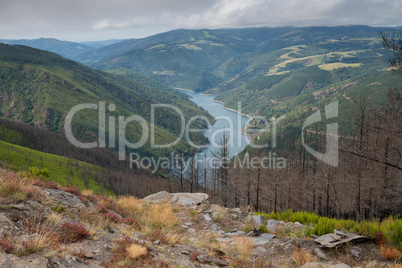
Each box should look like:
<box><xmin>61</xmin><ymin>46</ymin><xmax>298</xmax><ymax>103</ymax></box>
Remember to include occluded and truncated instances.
<box><xmin>0</xmin><ymin>140</ymin><xmax>112</xmax><ymax>194</ymax></box>
<box><xmin>258</xmin><ymin>210</ymin><xmax>402</xmax><ymax>249</ymax></box>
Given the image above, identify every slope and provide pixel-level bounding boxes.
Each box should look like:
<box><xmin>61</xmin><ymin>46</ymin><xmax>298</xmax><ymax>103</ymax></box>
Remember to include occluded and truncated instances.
<box><xmin>0</xmin><ymin>44</ymin><xmax>212</xmax><ymax>158</ymax></box>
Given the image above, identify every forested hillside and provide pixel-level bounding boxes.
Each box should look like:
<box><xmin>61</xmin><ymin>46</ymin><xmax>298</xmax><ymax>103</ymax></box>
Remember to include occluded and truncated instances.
<box><xmin>0</xmin><ymin>44</ymin><xmax>213</xmax><ymax>158</ymax></box>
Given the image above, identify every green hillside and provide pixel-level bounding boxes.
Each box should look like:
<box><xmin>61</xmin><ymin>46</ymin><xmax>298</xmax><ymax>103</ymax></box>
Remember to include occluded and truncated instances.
<box><xmin>0</xmin><ymin>44</ymin><xmax>212</xmax><ymax>158</ymax></box>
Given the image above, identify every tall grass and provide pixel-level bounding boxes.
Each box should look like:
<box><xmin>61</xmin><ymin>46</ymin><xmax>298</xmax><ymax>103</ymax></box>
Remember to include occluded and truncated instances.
<box><xmin>258</xmin><ymin>210</ymin><xmax>402</xmax><ymax>249</ymax></box>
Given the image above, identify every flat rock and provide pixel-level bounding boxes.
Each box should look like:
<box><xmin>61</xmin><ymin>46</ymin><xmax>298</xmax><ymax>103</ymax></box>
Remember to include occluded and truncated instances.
<box><xmin>143</xmin><ymin>191</ymin><xmax>209</xmax><ymax>206</ymax></box>
<box><xmin>225</xmin><ymin>230</ymin><xmax>245</xmax><ymax>237</ymax></box>
<box><xmin>44</xmin><ymin>188</ymin><xmax>86</xmax><ymax>211</ymax></box>
<box><xmin>252</xmin><ymin>233</ymin><xmax>275</xmax><ymax>246</ymax></box>
<box><xmin>314</xmin><ymin>232</ymin><xmax>369</xmax><ymax>248</ymax></box>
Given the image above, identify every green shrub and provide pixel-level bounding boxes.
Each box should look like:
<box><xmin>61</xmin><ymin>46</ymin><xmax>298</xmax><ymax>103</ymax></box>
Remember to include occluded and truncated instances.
<box><xmin>29</xmin><ymin>166</ymin><xmax>49</xmax><ymax>178</ymax></box>
<box><xmin>258</xmin><ymin>224</ymin><xmax>269</xmax><ymax>233</ymax></box>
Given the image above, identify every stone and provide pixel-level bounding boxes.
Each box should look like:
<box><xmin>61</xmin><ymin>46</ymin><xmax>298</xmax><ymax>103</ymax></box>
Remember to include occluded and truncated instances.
<box><xmin>85</xmin><ymin>251</ymin><xmax>94</xmax><ymax>259</ymax></box>
<box><xmin>225</xmin><ymin>230</ymin><xmax>245</xmax><ymax>237</ymax></box>
<box><xmin>217</xmin><ymin>238</ymin><xmax>232</xmax><ymax>243</ymax></box>
<box><xmin>251</xmin><ymin>214</ymin><xmax>265</xmax><ymax>226</ymax></box>
<box><xmin>44</xmin><ymin>188</ymin><xmax>86</xmax><ymax>211</ymax></box>
<box><xmin>301</xmin><ymin>263</ymin><xmax>326</xmax><ymax>268</ymax></box>
<box><xmin>334</xmin><ymin>229</ymin><xmax>347</xmax><ymax>238</ymax></box>
<box><xmin>187</xmin><ymin>228</ymin><xmax>196</xmax><ymax>234</ymax></box>
<box><xmin>266</xmin><ymin>219</ymin><xmax>278</xmax><ymax>232</ymax></box>
<box><xmin>203</xmin><ymin>213</ymin><xmax>212</xmax><ymax>221</ymax></box>
<box><xmin>143</xmin><ymin>191</ymin><xmax>209</xmax><ymax>206</ymax></box>
<box><xmin>252</xmin><ymin>233</ymin><xmax>275</xmax><ymax>246</ymax></box>
<box><xmin>0</xmin><ymin>213</ymin><xmax>14</xmax><ymax>236</ymax></box>
<box><xmin>350</xmin><ymin>246</ymin><xmax>362</xmax><ymax>258</ymax></box>
<box><xmin>313</xmin><ymin>248</ymin><xmax>328</xmax><ymax>260</ymax></box>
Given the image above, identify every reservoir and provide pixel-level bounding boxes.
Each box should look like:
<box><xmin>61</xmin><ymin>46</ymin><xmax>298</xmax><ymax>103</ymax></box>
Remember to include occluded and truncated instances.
<box><xmin>182</xmin><ymin>91</ymin><xmax>250</xmax><ymax>160</ymax></box>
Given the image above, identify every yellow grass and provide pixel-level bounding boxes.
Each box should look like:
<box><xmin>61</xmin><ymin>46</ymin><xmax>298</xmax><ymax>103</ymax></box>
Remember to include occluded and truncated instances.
<box><xmin>126</xmin><ymin>244</ymin><xmax>148</xmax><ymax>260</ymax></box>
<box><xmin>233</xmin><ymin>237</ymin><xmax>255</xmax><ymax>263</ymax></box>
<box><xmin>117</xmin><ymin>196</ymin><xmax>144</xmax><ymax>217</ymax></box>
<box><xmin>146</xmin><ymin>203</ymin><xmax>177</xmax><ymax>229</ymax></box>
<box><xmin>293</xmin><ymin>247</ymin><xmax>315</xmax><ymax>266</ymax></box>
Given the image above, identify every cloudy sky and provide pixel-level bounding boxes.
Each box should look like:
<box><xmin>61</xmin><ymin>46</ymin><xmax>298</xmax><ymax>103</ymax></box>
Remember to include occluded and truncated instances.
<box><xmin>1</xmin><ymin>0</ymin><xmax>401</xmax><ymax>41</ymax></box>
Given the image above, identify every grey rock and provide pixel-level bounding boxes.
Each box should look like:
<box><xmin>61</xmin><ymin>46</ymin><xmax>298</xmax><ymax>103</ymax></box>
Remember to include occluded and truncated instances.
<box><xmin>252</xmin><ymin>233</ymin><xmax>275</xmax><ymax>246</ymax></box>
<box><xmin>301</xmin><ymin>263</ymin><xmax>326</xmax><ymax>268</ymax></box>
<box><xmin>313</xmin><ymin>248</ymin><xmax>328</xmax><ymax>260</ymax></box>
<box><xmin>252</xmin><ymin>215</ymin><xmax>265</xmax><ymax>226</ymax></box>
<box><xmin>187</xmin><ymin>228</ymin><xmax>196</xmax><ymax>234</ymax></box>
<box><xmin>203</xmin><ymin>213</ymin><xmax>212</xmax><ymax>221</ymax></box>
<box><xmin>314</xmin><ymin>232</ymin><xmax>369</xmax><ymax>248</ymax></box>
<box><xmin>217</xmin><ymin>238</ymin><xmax>232</xmax><ymax>243</ymax></box>
<box><xmin>350</xmin><ymin>246</ymin><xmax>362</xmax><ymax>258</ymax></box>
<box><xmin>143</xmin><ymin>191</ymin><xmax>209</xmax><ymax>206</ymax></box>
<box><xmin>0</xmin><ymin>213</ymin><xmax>14</xmax><ymax>237</ymax></box>
<box><xmin>225</xmin><ymin>230</ymin><xmax>245</xmax><ymax>237</ymax></box>
<box><xmin>44</xmin><ymin>188</ymin><xmax>86</xmax><ymax>211</ymax></box>
<box><xmin>334</xmin><ymin>229</ymin><xmax>347</xmax><ymax>238</ymax></box>
<box><xmin>266</xmin><ymin>219</ymin><xmax>278</xmax><ymax>232</ymax></box>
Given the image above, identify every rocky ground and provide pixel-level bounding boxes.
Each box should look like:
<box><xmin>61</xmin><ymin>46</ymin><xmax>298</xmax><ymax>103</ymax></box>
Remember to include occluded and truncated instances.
<box><xmin>0</xmin><ymin>169</ymin><xmax>400</xmax><ymax>267</ymax></box>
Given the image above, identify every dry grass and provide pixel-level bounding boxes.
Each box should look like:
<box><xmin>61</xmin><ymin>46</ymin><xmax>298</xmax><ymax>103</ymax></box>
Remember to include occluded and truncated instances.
<box><xmin>293</xmin><ymin>246</ymin><xmax>315</xmax><ymax>266</ymax></box>
<box><xmin>380</xmin><ymin>245</ymin><xmax>401</xmax><ymax>261</ymax></box>
<box><xmin>389</xmin><ymin>263</ymin><xmax>402</xmax><ymax>268</ymax></box>
<box><xmin>233</xmin><ymin>237</ymin><xmax>255</xmax><ymax>263</ymax></box>
<box><xmin>46</xmin><ymin>212</ymin><xmax>63</xmax><ymax>226</ymax></box>
<box><xmin>126</xmin><ymin>244</ymin><xmax>148</xmax><ymax>259</ymax></box>
<box><xmin>0</xmin><ymin>176</ymin><xmax>45</xmax><ymax>202</ymax></box>
<box><xmin>117</xmin><ymin>196</ymin><xmax>144</xmax><ymax>217</ymax></box>
<box><xmin>146</xmin><ymin>203</ymin><xmax>177</xmax><ymax>229</ymax></box>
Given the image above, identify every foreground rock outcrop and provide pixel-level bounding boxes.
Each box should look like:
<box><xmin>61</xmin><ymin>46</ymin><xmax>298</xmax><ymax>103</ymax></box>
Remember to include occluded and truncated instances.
<box><xmin>0</xmin><ymin>170</ymin><xmax>397</xmax><ymax>268</ymax></box>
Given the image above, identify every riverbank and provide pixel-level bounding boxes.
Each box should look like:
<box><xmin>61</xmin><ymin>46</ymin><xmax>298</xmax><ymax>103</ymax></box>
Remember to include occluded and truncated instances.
<box><xmin>212</xmin><ymin>99</ymin><xmax>253</xmax><ymax>119</ymax></box>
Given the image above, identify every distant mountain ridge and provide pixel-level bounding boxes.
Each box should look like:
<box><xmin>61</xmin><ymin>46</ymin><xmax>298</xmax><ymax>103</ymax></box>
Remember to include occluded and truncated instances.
<box><xmin>0</xmin><ymin>37</ymin><xmax>95</xmax><ymax>59</ymax></box>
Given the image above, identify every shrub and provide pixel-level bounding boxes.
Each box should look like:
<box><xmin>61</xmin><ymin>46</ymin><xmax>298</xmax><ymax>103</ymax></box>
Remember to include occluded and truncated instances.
<box><xmin>126</xmin><ymin>244</ymin><xmax>148</xmax><ymax>260</ymax></box>
<box><xmin>147</xmin><ymin>203</ymin><xmax>177</xmax><ymax>229</ymax></box>
<box><xmin>104</xmin><ymin>212</ymin><xmax>121</xmax><ymax>223</ymax></box>
<box><xmin>0</xmin><ymin>178</ymin><xmax>44</xmax><ymax>201</ymax></box>
<box><xmin>51</xmin><ymin>201</ymin><xmax>66</xmax><ymax>213</ymax></box>
<box><xmin>0</xmin><ymin>241</ymin><xmax>15</xmax><ymax>254</ymax></box>
<box><xmin>32</xmin><ymin>180</ymin><xmax>59</xmax><ymax>189</ymax></box>
<box><xmin>258</xmin><ymin>224</ymin><xmax>269</xmax><ymax>233</ymax></box>
<box><xmin>233</xmin><ymin>237</ymin><xmax>254</xmax><ymax>263</ymax></box>
<box><xmin>59</xmin><ymin>222</ymin><xmax>90</xmax><ymax>243</ymax></box>
<box><xmin>293</xmin><ymin>247</ymin><xmax>315</xmax><ymax>266</ymax></box>
<box><xmin>29</xmin><ymin>167</ymin><xmax>49</xmax><ymax>178</ymax></box>
<box><xmin>121</xmin><ymin>218</ymin><xmax>141</xmax><ymax>229</ymax></box>
<box><xmin>62</xmin><ymin>186</ymin><xmax>81</xmax><ymax>197</ymax></box>
<box><xmin>243</xmin><ymin>224</ymin><xmax>251</xmax><ymax>234</ymax></box>
<box><xmin>117</xmin><ymin>196</ymin><xmax>143</xmax><ymax>217</ymax></box>
<box><xmin>380</xmin><ymin>245</ymin><xmax>401</xmax><ymax>261</ymax></box>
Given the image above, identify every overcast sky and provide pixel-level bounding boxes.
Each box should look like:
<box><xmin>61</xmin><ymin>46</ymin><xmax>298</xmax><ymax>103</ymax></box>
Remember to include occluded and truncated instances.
<box><xmin>0</xmin><ymin>0</ymin><xmax>401</xmax><ymax>42</ymax></box>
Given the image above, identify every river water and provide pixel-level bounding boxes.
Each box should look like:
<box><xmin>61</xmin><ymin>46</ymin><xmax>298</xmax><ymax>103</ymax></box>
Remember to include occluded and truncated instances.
<box><xmin>183</xmin><ymin>91</ymin><xmax>250</xmax><ymax>160</ymax></box>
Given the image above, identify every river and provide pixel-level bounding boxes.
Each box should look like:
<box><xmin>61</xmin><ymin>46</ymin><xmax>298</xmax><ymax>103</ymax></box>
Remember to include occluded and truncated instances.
<box><xmin>183</xmin><ymin>91</ymin><xmax>250</xmax><ymax>161</ymax></box>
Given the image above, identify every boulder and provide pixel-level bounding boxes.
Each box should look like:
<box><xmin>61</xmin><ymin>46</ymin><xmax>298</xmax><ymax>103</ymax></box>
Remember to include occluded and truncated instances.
<box><xmin>266</xmin><ymin>219</ymin><xmax>278</xmax><ymax>232</ymax></box>
<box><xmin>143</xmin><ymin>191</ymin><xmax>209</xmax><ymax>206</ymax></box>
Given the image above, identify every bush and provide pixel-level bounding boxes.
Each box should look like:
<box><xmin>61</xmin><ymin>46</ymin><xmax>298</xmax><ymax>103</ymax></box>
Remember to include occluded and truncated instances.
<box><xmin>59</xmin><ymin>222</ymin><xmax>90</xmax><ymax>243</ymax></box>
<box><xmin>29</xmin><ymin>167</ymin><xmax>49</xmax><ymax>178</ymax></box>
<box><xmin>258</xmin><ymin>224</ymin><xmax>269</xmax><ymax>233</ymax></box>
<box><xmin>380</xmin><ymin>245</ymin><xmax>401</xmax><ymax>261</ymax></box>
<box><xmin>0</xmin><ymin>241</ymin><xmax>14</xmax><ymax>254</ymax></box>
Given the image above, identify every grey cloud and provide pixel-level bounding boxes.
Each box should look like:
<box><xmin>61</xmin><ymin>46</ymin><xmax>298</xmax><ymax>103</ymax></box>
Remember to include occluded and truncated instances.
<box><xmin>0</xmin><ymin>0</ymin><xmax>401</xmax><ymax>41</ymax></box>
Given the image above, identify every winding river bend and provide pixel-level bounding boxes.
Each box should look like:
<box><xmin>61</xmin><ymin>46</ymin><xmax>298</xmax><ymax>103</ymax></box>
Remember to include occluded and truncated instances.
<box><xmin>183</xmin><ymin>91</ymin><xmax>250</xmax><ymax>160</ymax></box>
